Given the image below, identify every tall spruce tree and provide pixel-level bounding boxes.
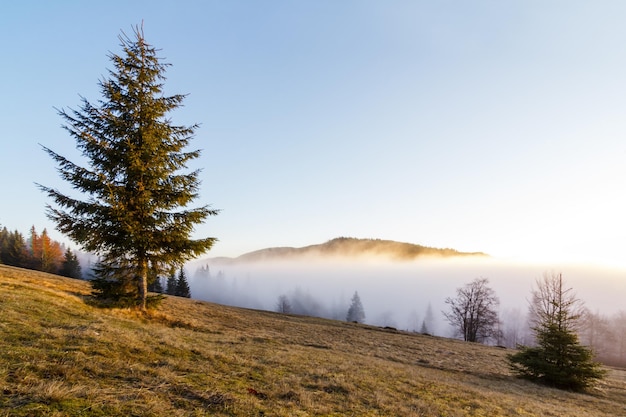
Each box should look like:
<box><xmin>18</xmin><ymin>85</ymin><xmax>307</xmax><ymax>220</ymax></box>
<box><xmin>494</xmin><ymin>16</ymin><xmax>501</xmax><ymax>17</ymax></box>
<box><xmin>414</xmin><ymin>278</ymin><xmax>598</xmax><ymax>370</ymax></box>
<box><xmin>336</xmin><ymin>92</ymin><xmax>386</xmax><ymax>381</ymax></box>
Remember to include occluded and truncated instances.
<box><xmin>39</xmin><ymin>25</ymin><xmax>218</xmax><ymax>310</ymax></box>
<box><xmin>166</xmin><ymin>268</ymin><xmax>177</xmax><ymax>296</ymax></box>
<box><xmin>175</xmin><ymin>267</ymin><xmax>191</xmax><ymax>298</ymax></box>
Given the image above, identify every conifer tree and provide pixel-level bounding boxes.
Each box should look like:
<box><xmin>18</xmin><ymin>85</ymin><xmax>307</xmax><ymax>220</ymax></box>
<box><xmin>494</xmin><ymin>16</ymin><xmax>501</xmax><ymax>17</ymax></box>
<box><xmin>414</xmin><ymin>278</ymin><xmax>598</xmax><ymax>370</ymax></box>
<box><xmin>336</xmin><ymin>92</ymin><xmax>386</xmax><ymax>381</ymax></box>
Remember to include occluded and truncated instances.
<box><xmin>508</xmin><ymin>273</ymin><xmax>605</xmax><ymax>391</ymax></box>
<box><xmin>40</xmin><ymin>229</ymin><xmax>63</xmax><ymax>274</ymax></box>
<box><xmin>346</xmin><ymin>291</ymin><xmax>365</xmax><ymax>323</ymax></box>
<box><xmin>166</xmin><ymin>268</ymin><xmax>177</xmax><ymax>296</ymax></box>
<box><xmin>59</xmin><ymin>248</ymin><xmax>83</xmax><ymax>279</ymax></box>
<box><xmin>175</xmin><ymin>267</ymin><xmax>191</xmax><ymax>298</ymax></box>
<box><xmin>423</xmin><ymin>302</ymin><xmax>435</xmax><ymax>335</ymax></box>
<box><xmin>39</xmin><ymin>25</ymin><xmax>218</xmax><ymax>309</ymax></box>
<box><xmin>28</xmin><ymin>226</ymin><xmax>42</xmax><ymax>271</ymax></box>
<box><xmin>0</xmin><ymin>227</ymin><xmax>8</xmax><ymax>264</ymax></box>
<box><xmin>149</xmin><ymin>277</ymin><xmax>164</xmax><ymax>293</ymax></box>
<box><xmin>0</xmin><ymin>230</ymin><xmax>27</xmax><ymax>268</ymax></box>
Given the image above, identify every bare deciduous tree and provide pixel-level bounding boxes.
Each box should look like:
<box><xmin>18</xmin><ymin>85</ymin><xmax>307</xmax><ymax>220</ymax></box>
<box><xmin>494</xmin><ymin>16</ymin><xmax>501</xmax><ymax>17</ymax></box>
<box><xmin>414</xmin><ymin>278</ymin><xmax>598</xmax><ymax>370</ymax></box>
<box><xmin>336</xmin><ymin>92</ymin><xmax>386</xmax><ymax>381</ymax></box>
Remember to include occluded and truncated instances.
<box><xmin>528</xmin><ymin>271</ymin><xmax>584</xmax><ymax>332</ymax></box>
<box><xmin>443</xmin><ymin>277</ymin><xmax>500</xmax><ymax>343</ymax></box>
<box><xmin>276</xmin><ymin>294</ymin><xmax>292</xmax><ymax>314</ymax></box>
<box><xmin>579</xmin><ymin>310</ymin><xmax>614</xmax><ymax>359</ymax></box>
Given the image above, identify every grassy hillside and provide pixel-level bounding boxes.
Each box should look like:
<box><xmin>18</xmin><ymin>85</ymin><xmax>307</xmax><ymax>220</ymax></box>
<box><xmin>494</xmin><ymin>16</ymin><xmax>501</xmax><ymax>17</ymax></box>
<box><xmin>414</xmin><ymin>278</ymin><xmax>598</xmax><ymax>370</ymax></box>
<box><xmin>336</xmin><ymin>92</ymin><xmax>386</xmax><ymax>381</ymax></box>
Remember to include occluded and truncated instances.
<box><xmin>1</xmin><ymin>265</ymin><xmax>625</xmax><ymax>416</ymax></box>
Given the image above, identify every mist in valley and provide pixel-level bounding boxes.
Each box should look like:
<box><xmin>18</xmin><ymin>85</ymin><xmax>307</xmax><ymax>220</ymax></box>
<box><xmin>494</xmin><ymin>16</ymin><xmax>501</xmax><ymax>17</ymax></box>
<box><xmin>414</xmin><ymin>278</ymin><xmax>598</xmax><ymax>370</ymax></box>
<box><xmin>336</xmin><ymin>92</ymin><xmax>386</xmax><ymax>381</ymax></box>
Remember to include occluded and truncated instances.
<box><xmin>186</xmin><ymin>255</ymin><xmax>626</xmax><ymax>351</ymax></box>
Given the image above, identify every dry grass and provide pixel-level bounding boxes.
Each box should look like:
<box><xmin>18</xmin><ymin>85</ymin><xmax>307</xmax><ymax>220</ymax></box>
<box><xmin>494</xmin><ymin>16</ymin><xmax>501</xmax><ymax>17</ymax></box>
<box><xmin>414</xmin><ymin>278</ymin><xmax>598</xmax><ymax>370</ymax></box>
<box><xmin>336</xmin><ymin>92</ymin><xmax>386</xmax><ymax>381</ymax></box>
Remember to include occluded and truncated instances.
<box><xmin>1</xmin><ymin>264</ymin><xmax>625</xmax><ymax>416</ymax></box>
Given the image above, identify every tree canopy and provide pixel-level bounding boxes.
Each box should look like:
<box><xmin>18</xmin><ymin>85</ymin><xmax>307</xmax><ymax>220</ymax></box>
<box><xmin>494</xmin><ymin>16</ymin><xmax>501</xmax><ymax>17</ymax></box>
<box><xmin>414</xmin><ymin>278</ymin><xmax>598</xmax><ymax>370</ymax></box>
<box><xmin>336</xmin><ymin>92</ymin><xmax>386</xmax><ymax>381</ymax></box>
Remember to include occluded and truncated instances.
<box><xmin>39</xmin><ymin>25</ymin><xmax>218</xmax><ymax>309</ymax></box>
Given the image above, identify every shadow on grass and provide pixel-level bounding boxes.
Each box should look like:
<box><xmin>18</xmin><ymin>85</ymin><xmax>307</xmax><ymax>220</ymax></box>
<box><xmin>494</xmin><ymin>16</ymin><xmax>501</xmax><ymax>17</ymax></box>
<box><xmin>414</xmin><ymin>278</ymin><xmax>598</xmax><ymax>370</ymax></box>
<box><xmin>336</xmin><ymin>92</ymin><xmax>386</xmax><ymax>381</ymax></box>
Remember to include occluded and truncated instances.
<box><xmin>84</xmin><ymin>294</ymin><xmax>165</xmax><ymax>310</ymax></box>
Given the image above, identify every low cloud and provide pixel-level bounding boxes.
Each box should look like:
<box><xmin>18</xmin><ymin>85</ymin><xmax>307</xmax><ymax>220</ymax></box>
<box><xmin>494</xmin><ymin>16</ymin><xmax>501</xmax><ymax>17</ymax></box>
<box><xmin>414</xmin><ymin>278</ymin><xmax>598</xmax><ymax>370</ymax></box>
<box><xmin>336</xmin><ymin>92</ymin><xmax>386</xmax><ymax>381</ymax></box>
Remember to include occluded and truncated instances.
<box><xmin>188</xmin><ymin>256</ymin><xmax>626</xmax><ymax>338</ymax></box>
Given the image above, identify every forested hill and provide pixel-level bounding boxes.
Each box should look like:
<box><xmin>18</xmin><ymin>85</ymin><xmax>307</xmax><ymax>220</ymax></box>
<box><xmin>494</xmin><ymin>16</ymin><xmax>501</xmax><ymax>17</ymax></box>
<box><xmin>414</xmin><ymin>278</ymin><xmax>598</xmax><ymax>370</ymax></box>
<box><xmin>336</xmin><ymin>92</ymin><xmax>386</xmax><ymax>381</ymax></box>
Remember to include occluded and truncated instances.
<box><xmin>211</xmin><ymin>237</ymin><xmax>487</xmax><ymax>264</ymax></box>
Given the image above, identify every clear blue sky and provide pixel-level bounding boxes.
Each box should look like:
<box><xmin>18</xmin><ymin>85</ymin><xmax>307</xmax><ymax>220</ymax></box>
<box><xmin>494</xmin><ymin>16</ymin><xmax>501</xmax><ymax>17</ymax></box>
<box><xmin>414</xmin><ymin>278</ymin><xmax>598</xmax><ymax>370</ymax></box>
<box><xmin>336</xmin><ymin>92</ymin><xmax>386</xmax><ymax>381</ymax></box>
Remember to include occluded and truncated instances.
<box><xmin>1</xmin><ymin>1</ymin><xmax>625</xmax><ymax>266</ymax></box>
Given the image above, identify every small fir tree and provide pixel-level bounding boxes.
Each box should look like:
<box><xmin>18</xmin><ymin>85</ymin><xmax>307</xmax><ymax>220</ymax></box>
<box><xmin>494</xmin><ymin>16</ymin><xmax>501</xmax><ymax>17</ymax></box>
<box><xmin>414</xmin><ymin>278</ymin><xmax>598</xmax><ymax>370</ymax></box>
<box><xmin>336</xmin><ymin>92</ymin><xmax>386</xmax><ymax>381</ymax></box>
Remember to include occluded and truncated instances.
<box><xmin>175</xmin><ymin>267</ymin><xmax>191</xmax><ymax>298</ymax></box>
<box><xmin>346</xmin><ymin>291</ymin><xmax>365</xmax><ymax>323</ymax></box>
<box><xmin>59</xmin><ymin>248</ymin><xmax>82</xmax><ymax>279</ymax></box>
<box><xmin>91</xmin><ymin>259</ymin><xmax>138</xmax><ymax>305</ymax></box>
<box><xmin>508</xmin><ymin>272</ymin><xmax>605</xmax><ymax>391</ymax></box>
<box><xmin>166</xmin><ymin>269</ymin><xmax>177</xmax><ymax>295</ymax></box>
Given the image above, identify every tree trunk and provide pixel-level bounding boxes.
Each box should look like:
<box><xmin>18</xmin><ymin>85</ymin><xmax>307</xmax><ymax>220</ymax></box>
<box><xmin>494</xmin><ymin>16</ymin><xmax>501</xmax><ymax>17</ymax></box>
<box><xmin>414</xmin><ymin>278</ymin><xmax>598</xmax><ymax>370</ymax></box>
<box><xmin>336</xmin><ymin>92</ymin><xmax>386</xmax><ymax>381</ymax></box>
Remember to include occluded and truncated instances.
<box><xmin>138</xmin><ymin>259</ymin><xmax>148</xmax><ymax>310</ymax></box>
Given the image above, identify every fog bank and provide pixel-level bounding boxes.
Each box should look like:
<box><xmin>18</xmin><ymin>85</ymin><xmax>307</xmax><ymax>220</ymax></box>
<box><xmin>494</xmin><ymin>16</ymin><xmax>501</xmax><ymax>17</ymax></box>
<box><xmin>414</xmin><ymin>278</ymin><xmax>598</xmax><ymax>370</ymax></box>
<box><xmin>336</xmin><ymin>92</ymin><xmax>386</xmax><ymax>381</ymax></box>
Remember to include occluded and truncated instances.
<box><xmin>187</xmin><ymin>256</ymin><xmax>626</xmax><ymax>337</ymax></box>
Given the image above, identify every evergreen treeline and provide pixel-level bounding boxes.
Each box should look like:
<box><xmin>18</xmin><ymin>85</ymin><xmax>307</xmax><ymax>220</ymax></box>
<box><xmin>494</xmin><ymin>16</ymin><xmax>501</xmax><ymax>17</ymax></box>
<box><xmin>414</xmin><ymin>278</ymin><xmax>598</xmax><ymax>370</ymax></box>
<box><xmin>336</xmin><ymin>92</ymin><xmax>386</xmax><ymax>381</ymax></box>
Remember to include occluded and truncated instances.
<box><xmin>150</xmin><ymin>267</ymin><xmax>191</xmax><ymax>298</ymax></box>
<box><xmin>0</xmin><ymin>225</ymin><xmax>82</xmax><ymax>279</ymax></box>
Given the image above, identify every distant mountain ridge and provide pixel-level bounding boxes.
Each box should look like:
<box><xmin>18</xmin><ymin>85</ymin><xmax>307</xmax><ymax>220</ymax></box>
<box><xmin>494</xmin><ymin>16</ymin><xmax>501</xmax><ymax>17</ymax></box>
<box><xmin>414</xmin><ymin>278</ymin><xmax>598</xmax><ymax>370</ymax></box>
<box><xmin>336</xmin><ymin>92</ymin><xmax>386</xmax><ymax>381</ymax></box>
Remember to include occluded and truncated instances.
<box><xmin>209</xmin><ymin>237</ymin><xmax>487</xmax><ymax>264</ymax></box>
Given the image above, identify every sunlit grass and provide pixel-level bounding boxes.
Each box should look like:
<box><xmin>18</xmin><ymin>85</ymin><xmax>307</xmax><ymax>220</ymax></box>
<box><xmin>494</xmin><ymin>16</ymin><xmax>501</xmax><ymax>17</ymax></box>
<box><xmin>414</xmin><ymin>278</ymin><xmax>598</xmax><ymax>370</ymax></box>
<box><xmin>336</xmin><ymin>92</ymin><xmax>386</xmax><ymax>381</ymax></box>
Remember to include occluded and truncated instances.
<box><xmin>1</xmin><ymin>264</ymin><xmax>625</xmax><ymax>416</ymax></box>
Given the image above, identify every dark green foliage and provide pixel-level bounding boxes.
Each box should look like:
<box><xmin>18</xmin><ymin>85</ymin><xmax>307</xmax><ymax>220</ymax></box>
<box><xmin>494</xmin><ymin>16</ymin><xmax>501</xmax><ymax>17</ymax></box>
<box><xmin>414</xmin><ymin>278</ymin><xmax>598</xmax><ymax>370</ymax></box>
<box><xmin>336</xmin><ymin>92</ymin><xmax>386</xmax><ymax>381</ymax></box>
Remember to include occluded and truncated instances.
<box><xmin>509</xmin><ymin>324</ymin><xmax>605</xmax><ymax>390</ymax></box>
<box><xmin>146</xmin><ymin>265</ymin><xmax>164</xmax><ymax>293</ymax></box>
<box><xmin>0</xmin><ymin>228</ymin><xmax>28</xmax><ymax>268</ymax></box>
<box><xmin>175</xmin><ymin>268</ymin><xmax>191</xmax><ymax>298</ymax></box>
<box><xmin>59</xmin><ymin>248</ymin><xmax>82</xmax><ymax>279</ymax></box>
<box><xmin>166</xmin><ymin>269</ymin><xmax>177</xmax><ymax>295</ymax></box>
<box><xmin>148</xmin><ymin>274</ymin><xmax>164</xmax><ymax>293</ymax></box>
<box><xmin>346</xmin><ymin>291</ymin><xmax>365</xmax><ymax>323</ymax></box>
<box><xmin>91</xmin><ymin>261</ymin><xmax>137</xmax><ymax>302</ymax></box>
<box><xmin>39</xmin><ymin>25</ymin><xmax>218</xmax><ymax>309</ymax></box>
<box><xmin>508</xmin><ymin>273</ymin><xmax>605</xmax><ymax>391</ymax></box>
<box><xmin>163</xmin><ymin>266</ymin><xmax>190</xmax><ymax>297</ymax></box>
<box><xmin>91</xmin><ymin>260</ymin><xmax>164</xmax><ymax>308</ymax></box>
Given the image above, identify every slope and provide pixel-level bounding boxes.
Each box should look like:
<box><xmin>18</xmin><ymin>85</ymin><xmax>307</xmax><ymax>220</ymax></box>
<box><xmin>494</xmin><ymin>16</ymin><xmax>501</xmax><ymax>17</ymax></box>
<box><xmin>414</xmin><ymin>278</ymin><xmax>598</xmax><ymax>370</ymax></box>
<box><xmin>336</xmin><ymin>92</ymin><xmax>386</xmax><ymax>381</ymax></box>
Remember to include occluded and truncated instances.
<box><xmin>1</xmin><ymin>264</ymin><xmax>625</xmax><ymax>416</ymax></box>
